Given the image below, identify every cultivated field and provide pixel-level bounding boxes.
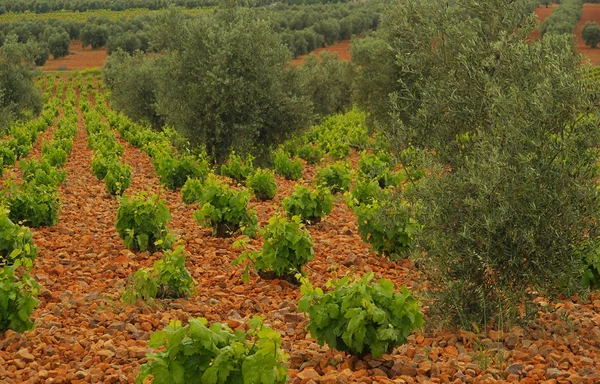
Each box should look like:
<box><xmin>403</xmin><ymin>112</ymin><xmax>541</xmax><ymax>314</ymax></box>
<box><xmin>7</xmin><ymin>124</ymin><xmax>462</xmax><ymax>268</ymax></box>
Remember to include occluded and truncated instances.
<box><xmin>0</xmin><ymin>72</ymin><xmax>599</xmax><ymax>384</ymax></box>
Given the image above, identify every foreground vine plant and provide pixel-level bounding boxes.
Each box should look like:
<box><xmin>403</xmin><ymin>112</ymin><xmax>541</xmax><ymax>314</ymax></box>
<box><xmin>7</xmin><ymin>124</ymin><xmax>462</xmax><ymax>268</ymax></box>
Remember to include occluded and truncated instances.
<box><xmin>137</xmin><ymin>316</ymin><xmax>288</xmax><ymax>384</ymax></box>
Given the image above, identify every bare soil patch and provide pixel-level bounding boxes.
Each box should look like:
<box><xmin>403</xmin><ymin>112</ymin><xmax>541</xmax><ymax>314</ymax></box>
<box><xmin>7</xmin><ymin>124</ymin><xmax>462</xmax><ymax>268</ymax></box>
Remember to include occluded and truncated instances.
<box><xmin>39</xmin><ymin>41</ymin><xmax>107</xmax><ymax>72</ymax></box>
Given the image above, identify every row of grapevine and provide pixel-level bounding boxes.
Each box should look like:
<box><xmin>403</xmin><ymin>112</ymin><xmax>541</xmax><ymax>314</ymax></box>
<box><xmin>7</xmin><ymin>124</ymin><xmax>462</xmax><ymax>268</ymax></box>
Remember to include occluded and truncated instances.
<box><xmin>0</xmin><ymin>75</ymin><xmax>79</xmax><ymax>334</ymax></box>
<box><xmin>81</xmin><ymin>86</ymin><xmax>132</xmax><ymax>196</ymax></box>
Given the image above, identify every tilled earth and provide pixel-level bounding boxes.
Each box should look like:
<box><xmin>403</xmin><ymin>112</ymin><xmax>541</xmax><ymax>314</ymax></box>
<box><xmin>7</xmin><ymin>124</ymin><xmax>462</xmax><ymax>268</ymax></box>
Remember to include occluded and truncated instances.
<box><xmin>0</xmin><ymin>78</ymin><xmax>599</xmax><ymax>384</ymax></box>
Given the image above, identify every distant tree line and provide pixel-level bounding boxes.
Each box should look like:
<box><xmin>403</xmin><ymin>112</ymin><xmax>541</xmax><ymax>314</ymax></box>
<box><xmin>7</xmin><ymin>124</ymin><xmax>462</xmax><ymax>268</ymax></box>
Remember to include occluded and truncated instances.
<box><xmin>0</xmin><ymin>2</ymin><xmax>379</xmax><ymax>66</ymax></box>
<box><xmin>0</xmin><ymin>0</ymin><xmax>358</xmax><ymax>14</ymax></box>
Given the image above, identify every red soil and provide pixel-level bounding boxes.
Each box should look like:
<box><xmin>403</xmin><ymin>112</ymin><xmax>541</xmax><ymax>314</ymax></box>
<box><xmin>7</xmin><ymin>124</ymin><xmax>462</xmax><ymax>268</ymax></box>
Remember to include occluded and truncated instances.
<box><xmin>290</xmin><ymin>40</ymin><xmax>352</xmax><ymax>66</ymax></box>
<box><xmin>39</xmin><ymin>39</ymin><xmax>351</xmax><ymax>71</ymax></box>
<box><xmin>39</xmin><ymin>41</ymin><xmax>107</xmax><ymax>72</ymax></box>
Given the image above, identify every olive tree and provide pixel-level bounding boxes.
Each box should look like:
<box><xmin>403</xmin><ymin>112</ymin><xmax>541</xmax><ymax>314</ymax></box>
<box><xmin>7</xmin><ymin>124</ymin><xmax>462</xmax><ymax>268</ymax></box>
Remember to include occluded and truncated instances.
<box><xmin>582</xmin><ymin>21</ymin><xmax>600</xmax><ymax>48</ymax></box>
<box><xmin>353</xmin><ymin>0</ymin><xmax>600</xmax><ymax>327</ymax></box>
<box><xmin>105</xmin><ymin>8</ymin><xmax>311</xmax><ymax>163</ymax></box>
<box><xmin>0</xmin><ymin>36</ymin><xmax>42</xmax><ymax>132</ymax></box>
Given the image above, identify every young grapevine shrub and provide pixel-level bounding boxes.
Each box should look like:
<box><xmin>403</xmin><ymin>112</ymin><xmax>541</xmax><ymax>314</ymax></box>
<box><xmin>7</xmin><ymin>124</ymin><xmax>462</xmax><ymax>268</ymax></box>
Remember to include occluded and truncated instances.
<box><xmin>136</xmin><ymin>316</ymin><xmax>288</xmax><ymax>384</ymax></box>
<box><xmin>181</xmin><ymin>178</ymin><xmax>204</xmax><ymax>205</ymax></box>
<box><xmin>317</xmin><ymin>162</ymin><xmax>352</xmax><ymax>194</ymax></box>
<box><xmin>358</xmin><ymin>151</ymin><xmax>401</xmax><ymax>188</ymax></box>
<box><xmin>91</xmin><ymin>154</ymin><xmax>111</xmax><ymax>180</ymax></box>
<box><xmin>0</xmin><ymin>267</ymin><xmax>40</xmax><ymax>333</ymax></box>
<box><xmin>123</xmin><ymin>245</ymin><xmax>196</xmax><ymax>303</ymax></box>
<box><xmin>115</xmin><ymin>193</ymin><xmax>175</xmax><ymax>252</ymax></box>
<box><xmin>41</xmin><ymin>142</ymin><xmax>67</xmax><ymax>167</ymax></box>
<box><xmin>193</xmin><ymin>177</ymin><xmax>258</xmax><ymax>238</ymax></box>
<box><xmin>348</xmin><ymin>178</ymin><xmax>384</xmax><ymax>207</ymax></box>
<box><xmin>0</xmin><ymin>143</ymin><xmax>16</xmax><ymax>167</ymax></box>
<box><xmin>247</xmin><ymin>169</ymin><xmax>277</xmax><ymax>201</ymax></box>
<box><xmin>20</xmin><ymin>159</ymin><xmax>66</xmax><ymax>187</ymax></box>
<box><xmin>4</xmin><ymin>182</ymin><xmax>60</xmax><ymax>228</ymax></box>
<box><xmin>283</xmin><ymin>186</ymin><xmax>333</xmax><ymax>224</ymax></box>
<box><xmin>0</xmin><ymin>208</ymin><xmax>38</xmax><ymax>269</ymax></box>
<box><xmin>298</xmin><ymin>272</ymin><xmax>423</xmax><ymax>358</ymax></box>
<box><xmin>234</xmin><ymin>215</ymin><xmax>314</xmax><ymax>279</ymax></box>
<box><xmin>273</xmin><ymin>150</ymin><xmax>303</xmax><ymax>181</ymax></box>
<box><xmin>297</xmin><ymin>144</ymin><xmax>324</xmax><ymax>165</ymax></box>
<box><xmin>156</xmin><ymin>154</ymin><xmax>207</xmax><ymax>190</ymax></box>
<box><xmin>355</xmin><ymin>201</ymin><xmax>418</xmax><ymax>260</ymax></box>
<box><xmin>104</xmin><ymin>161</ymin><xmax>132</xmax><ymax>196</ymax></box>
<box><xmin>220</xmin><ymin>152</ymin><xmax>254</xmax><ymax>182</ymax></box>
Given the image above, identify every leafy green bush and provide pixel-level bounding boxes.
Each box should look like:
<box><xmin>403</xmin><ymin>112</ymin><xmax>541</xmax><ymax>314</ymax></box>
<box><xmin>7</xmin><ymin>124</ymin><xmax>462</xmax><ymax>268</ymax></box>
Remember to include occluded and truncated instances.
<box><xmin>283</xmin><ymin>186</ymin><xmax>333</xmax><ymax>224</ymax></box>
<box><xmin>347</xmin><ymin>178</ymin><xmax>384</xmax><ymax>207</ymax></box>
<box><xmin>273</xmin><ymin>150</ymin><xmax>303</xmax><ymax>181</ymax></box>
<box><xmin>234</xmin><ymin>215</ymin><xmax>314</xmax><ymax>279</ymax></box>
<box><xmin>355</xmin><ymin>200</ymin><xmax>418</xmax><ymax>260</ymax></box>
<box><xmin>298</xmin><ymin>272</ymin><xmax>423</xmax><ymax>358</ymax></box>
<box><xmin>193</xmin><ymin>177</ymin><xmax>258</xmax><ymax>238</ymax></box>
<box><xmin>305</xmin><ymin>110</ymin><xmax>369</xmax><ymax>158</ymax></box>
<box><xmin>0</xmin><ymin>267</ymin><xmax>40</xmax><ymax>333</ymax></box>
<box><xmin>3</xmin><ymin>182</ymin><xmax>60</xmax><ymax>228</ymax></box>
<box><xmin>181</xmin><ymin>178</ymin><xmax>204</xmax><ymax>205</ymax></box>
<box><xmin>220</xmin><ymin>152</ymin><xmax>254</xmax><ymax>182</ymax></box>
<box><xmin>579</xmin><ymin>240</ymin><xmax>600</xmax><ymax>289</ymax></box>
<box><xmin>156</xmin><ymin>154</ymin><xmax>208</xmax><ymax>190</ymax></box>
<box><xmin>0</xmin><ymin>208</ymin><xmax>38</xmax><ymax>269</ymax></box>
<box><xmin>115</xmin><ymin>193</ymin><xmax>175</xmax><ymax>252</ymax></box>
<box><xmin>358</xmin><ymin>151</ymin><xmax>399</xmax><ymax>188</ymax></box>
<box><xmin>91</xmin><ymin>154</ymin><xmax>111</xmax><ymax>180</ymax></box>
<box><xmin>41</xmin><ymin>141</ymin><xmax>67</xmax><ymax>167</ymax></box>
<box><xmin>297</xmin><ymin>144</ymin><xmax>324</xmax><ymax>165</ymax></box>
<box><xmin>582</xmin><ymin>21</ymin><xmax>600</xmax><ymax>48</ymax></box>
<box><xmin>136</xmin><ymin>316</ymin><xmax>288</xmax><ymax>384</ymax></box>
<box><xmin>104</xmin><ymin>161</ymin><xmax>132</xmax><ymax>196</ymax></box>
<box><xmin>20</xmin><ymin>159</ymin><xmax>66</xmax><ymax>187</ymax></box>
<box><xmin>123</xmin><ymin>245</ymin><xmax>196</xmax><ymax>303</ymax></box>
<box><xmin>316</xmin><ymin>162</ymin><xmax>353</xmax><ymax>194</ymax></box>
<box><xmin>0</xmin><ymin>143</ymin><xmax>16</xmax><ymax>167</ymax></box>
<box><xmin>247</xmin><ymin>169</ymin><xmax>277</xmax><ymax>201</ymax></box>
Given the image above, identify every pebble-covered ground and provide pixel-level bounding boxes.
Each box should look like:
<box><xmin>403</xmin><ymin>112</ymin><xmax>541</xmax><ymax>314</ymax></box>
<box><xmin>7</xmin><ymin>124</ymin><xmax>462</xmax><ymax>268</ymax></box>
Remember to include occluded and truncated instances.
<box><xmin>0</xmin><ymin>75</ymin><xmax>599</xmax><ymax>384</ymax></box>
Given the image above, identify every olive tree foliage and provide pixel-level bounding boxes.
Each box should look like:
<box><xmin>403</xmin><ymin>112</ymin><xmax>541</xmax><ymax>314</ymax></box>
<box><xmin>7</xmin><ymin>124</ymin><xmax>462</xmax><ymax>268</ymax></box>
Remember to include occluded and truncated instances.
<box><xmin>293</xmin><ymin>51</ymin><xmax>355</xmax><ymax>119</ymax></box>
<box><xmin>103</xmin><ymin>51</ymin><xmax>165</xmax><ymax>128</ymax></box>
<box><xmin>104</xmin><ymin>8</ymin><xmax>311</xmax><ymax>163</ymax></box>
<box><xmin>0</xmin><ymin>36</ymin><xmax>43</xmax><ymax>132</ymax></box>
<box><xmin>353</xmin><ymin>0</ymin><xmax>600</xmax><ymax>328</ymax></box>
<box><xmin>582</xmin><ymin>21</ymin><xmax>600</xmax><ymax>48</ymax></box>
<box><xmin>47</xmin><ymin>30</ymin><xmax>70</xmax><ymax>58</ymax></box>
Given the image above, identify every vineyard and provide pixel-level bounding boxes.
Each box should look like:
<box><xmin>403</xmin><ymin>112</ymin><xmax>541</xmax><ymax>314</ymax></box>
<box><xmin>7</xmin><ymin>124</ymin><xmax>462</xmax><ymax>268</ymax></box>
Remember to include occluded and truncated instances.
<box><xmin>0</xmin><ymin>67</ymin><xmax>597</xmax><ymax>383</ymax></box>
<box><xmin>2</xmin><ymin>1</ymin><xmax>600</xmax><ymax>383</ymax></box>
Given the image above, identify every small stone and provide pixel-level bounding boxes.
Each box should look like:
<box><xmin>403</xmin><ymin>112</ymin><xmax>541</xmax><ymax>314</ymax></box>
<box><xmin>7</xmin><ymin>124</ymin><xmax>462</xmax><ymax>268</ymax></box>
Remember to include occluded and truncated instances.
<box><xmin>226</xmin><ymin>319</ymin><xmax>243</xmax><ymax>329</ymax></box>
<box><xmin>74</xmin><ymin>371</ymin><xmax>88</xmax><ymax>379</ymax></box>
<box><xmin>108</xmin><ymin>321</ymin><xmax>126</xmax><ymax>332</ymax></box>
<box><xmin>297</xmin><ymin>368</ymin><xmax>321</xmax><ymax>381</ymax></box>
<box><xmin>232</xmin><ymin>286</ymin><xmax>244</xmax><ymax>294</ymax></box>
<box><xmin>401</xmin><ymin>363</ymin><xmax>418</xmax><ymax>377</ymax></box>
<box><xmin>539</xmin><ymin>345</ymin><xmax>553</xmax><ymax>358</ymax></box>
<box><xmin>97</xmin><ymin>350</ymin><xmax>115</xmax><ymax>358</ymax></box>
<box><xmin>16</xmin><ymin>348</ymin><xmax>35</xmax><ymax>362</ymax></box>
<box><xmin>546</xmin><ymin>368</ymin><xmax>570</xmax><ymax>379</ymax></box>
<box><xmin>504</xmin><ymin>333</ymin><xmax>519</xmax><ymax>349</ymax></box>
<box><xmin>505</xmin><ymin>363</ymin><xmax>524</xmax><ymax>377</ymax></box>
<box><xmin>580</xmin><ymin>357</ymin><xmax>593</xmax><ymax>366</ymax></box>
<box><xmin>284</xmin><ymin>313</ymin><xmax>303</xmax><ymax>324</ymax></box>
<box><xmin>127</xmin><ymin>346</ymin><xmax>148</xmax><ymax>359</ymax></box>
